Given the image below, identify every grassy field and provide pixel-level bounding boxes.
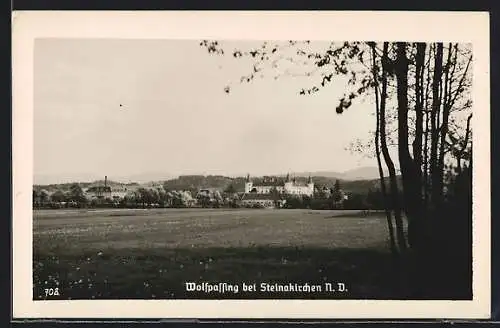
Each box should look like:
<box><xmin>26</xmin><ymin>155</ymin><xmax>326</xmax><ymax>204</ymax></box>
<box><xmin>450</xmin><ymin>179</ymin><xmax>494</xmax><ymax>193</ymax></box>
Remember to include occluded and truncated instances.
<box><xmin>33</xmin><ymin>208</ymin><xmax>411</xmax><ymax>300</ymax></box>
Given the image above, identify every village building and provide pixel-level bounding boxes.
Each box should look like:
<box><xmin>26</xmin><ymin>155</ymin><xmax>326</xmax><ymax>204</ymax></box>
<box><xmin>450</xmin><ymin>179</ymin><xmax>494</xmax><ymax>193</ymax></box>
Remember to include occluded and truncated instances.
<box><xmin>84</xmin><ymin>176</ymin><xmax>112</xmax><ymax>200</ymax></box>
<box><xmin>241</xmin><ymin>174</ymin><xmax>314</xmax><ymax>208</ymax></box>
<box><xmin>172</xmin><ymin>190</ymin><xmax>196</xmax><ymax>207</ymax></box>
<box><xmin>110</xmin><ymin>185</ymin><xmax>130</xmax><ymax>200</ymax></box>
<box><xmin>240</xmin><ymin>193</ymin><xmax>285</xmax><ymax>208</ymax></box>
<box><xmin>196</xmin><ymin>188</ymin><xmax>221</xmax><ymax>199</ymax></box>
<box><xmin>244</xmin><ymin>174</ymin><xmax>314</xmax><ymax>196</ymax></box>
<box><xmin>85</xmin><ymin>186</ymin><xmax>112</xmax><ymax>200</ymax></box>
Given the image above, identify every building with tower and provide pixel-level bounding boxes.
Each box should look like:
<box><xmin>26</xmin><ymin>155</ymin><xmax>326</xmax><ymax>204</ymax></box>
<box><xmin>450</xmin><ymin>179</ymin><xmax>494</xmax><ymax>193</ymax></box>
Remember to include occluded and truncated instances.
<box><xmin>244</xmin><ymin>173</ymin><xmax>314</xmax><ymax>197</ymax></box>
<box><xmin>84</xmin><ymin>175</ymin><xmax>112</xmax><ymax>200</ymax></box>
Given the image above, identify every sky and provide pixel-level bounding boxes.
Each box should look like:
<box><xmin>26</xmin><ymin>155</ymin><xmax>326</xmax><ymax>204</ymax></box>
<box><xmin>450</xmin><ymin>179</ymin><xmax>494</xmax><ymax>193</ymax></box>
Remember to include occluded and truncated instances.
<box><xmin>34</xmin><ymin>39</ymin><xmax>380</xmax><ymax>184</ymax></box>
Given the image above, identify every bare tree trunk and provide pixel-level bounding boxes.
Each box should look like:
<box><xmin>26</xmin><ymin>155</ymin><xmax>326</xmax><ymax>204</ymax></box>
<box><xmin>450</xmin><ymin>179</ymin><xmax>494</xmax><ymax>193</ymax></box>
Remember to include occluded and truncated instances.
<box><xmin>413</xmin><ymin>43</ymin><xmax>425</xmax><ymax>169</ymax></box>
<box><xmin>395</xmin><ymin>42</ymin><xmax>424</xmax><ymax>250</ymax></box>
<box><xmin>447</xmin><ymin>44</ymin><xmax>459</xmax><ymax>106</ymax></box>
<box><xmin>423</xmin><ymin>46</ymin><xmax>433</xmax><ymax>211</ymax></box>
<box><xmin>457</xmin><ymin>114</ymin><xmax>473</xmax><ymax>173</ymax></box>
<box><xmin>431</xmin><ymin>43</ymin><xmax>444</xmax><ymax>210</ymax></box>
<box><xmin>413</xmin><ymin>43</ymin><xmax>426</xmax><ymax>208</ymax></box>
<box><xmin>450</xmin><ymin>52</ymin><xmax>473</xmax><ymax>170</ymax></box>
<box><xmin>380</xmin><ymin>42</ymin><xmax>407</xmax><ymax>252</ymax></box>
<box><xmin>395</xmin><ymin>41</ymin><xmax>435</xmax><ymax>297</ymax></box>
<box><xmin>371</xmin><ymin>43</ymin><xmax>397</xmax><ymax>255</ymax></box>
<box><xmin>437</xmin><ymin>44</ymin><xmax>453</xmax><ymax>204</ymax></box>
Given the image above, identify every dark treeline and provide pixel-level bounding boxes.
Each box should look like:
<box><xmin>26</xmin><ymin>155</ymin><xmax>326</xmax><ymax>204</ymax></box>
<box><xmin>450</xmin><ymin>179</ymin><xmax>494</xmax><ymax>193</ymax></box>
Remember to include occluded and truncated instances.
<box><xmin>33</xmin><ymin>184</ymin><xmax>197</xmax><ymax>209</ymax></box>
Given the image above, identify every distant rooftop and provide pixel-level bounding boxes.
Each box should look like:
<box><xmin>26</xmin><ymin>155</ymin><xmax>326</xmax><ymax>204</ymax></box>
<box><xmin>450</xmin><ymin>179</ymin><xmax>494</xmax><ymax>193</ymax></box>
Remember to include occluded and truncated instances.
<box><xmin>249</xmin><ymin>174</ymin><xmax>312</xmax><ymax>187</ymax></box>
<box><xmin>252</xmin><ymin>180</ymin><xmax>286</xmax><ymax>187</ymax></box>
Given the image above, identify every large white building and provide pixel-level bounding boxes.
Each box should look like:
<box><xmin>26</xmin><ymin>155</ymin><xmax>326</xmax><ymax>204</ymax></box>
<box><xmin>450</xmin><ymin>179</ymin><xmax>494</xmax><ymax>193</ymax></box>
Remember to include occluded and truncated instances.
<box><xmin>244</xmin><ymin>174</ymin><xmax>314</xmax><ymax>196</ymax></box>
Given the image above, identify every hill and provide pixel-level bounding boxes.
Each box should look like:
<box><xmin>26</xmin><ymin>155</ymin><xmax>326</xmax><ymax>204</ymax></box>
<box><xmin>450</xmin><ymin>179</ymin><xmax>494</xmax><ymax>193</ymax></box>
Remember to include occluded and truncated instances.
<box><xmin>294</xmin><ymin>166</ymin><xmax>391</xmax><ymax>181</ymax></box>
<box><xmin>34</xmin><ymin>180</ymin><xmax>140</xmax><ymax>192</ymax></box>
<box><xmin>162</xmin><ymin>175</ymin><xmax>245</xmax><ymax>193</ymax></box>
<box><xmin>34</xmin><ymin>172</ymin><xmax>174</xmax><ymax>185</ymax></box>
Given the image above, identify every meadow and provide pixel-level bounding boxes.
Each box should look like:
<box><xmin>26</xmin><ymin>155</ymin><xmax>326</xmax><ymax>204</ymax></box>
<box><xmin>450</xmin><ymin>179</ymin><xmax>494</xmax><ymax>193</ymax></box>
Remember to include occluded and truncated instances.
<box><xmin>33</xmin><ymin>208</ymin><xmax>411</xmax><ymax>300</ymax></box>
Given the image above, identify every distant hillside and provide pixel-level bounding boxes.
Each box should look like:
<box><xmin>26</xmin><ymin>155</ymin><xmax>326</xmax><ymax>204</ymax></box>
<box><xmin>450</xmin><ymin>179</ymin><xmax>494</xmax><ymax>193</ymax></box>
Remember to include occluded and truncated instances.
<box><xmin>34</xmin><ymin>180</ymin><xmax>139</xmax><ymax>192</ymax></box>
<box><xmin>34</xmin><ymin>174</ymin><xmax>102</xmax><ymax>186</ymax></box>
<box><xmin>294</xmin><ymin>166</ymin><xmax>390</xmax><ymax>181</ymax></box>
<box><xmin>314</xmin><ymin>176</ymin><xmax>402</xmax><ymax>194</ymax></box>
<box><xmin>162</xmin><ymin>175</ymin><xmax>246</xmax><ymax>193</ymax></box>
<box><xmin>34</xmin><ymin>172</ymin><xmax>174</xmax><ymax>185</ymax></box>
<box><xmin>113</xmin><ymin>172</ymin><xmax>175</xmax><ymax>184</ymax></box>
<box><xmin>341</xmin><ymin>166</ymin><xmax>391</xmax><ymax>181</ymax></box>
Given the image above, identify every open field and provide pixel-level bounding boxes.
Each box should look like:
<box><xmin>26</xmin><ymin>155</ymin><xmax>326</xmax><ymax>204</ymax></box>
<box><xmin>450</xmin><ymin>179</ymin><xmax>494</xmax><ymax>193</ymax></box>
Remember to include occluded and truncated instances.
<box><xmin>33</xmin><ymin>208</ymin><xmax>412</xmax><ymax>300</ymax></box>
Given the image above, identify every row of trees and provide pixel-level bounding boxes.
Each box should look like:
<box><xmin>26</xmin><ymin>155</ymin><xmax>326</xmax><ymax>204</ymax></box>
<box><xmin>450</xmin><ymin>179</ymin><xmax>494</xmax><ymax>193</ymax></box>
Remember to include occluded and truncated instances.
<box><xmin>201</xmin><ymin>40</ymin><xmax>473</xmax><ymax>298</ymax></box>
<box><xmin>121</xmin><ymin>188</ymin><xmax>196</xmax><ymax>208</ymax></box>
<box><xmin>34</xmin><ymin>183</ymin><xmax>245</xmax><ymax>209</ymax></box>
<box><xmin>33</xmin><ymin>184</ymin><xmax>197</xmax><ymax>209</ymax></box>
<box><xmin>33</xmin><ymin>183</ymin><xmax>87</xmax><ymax>208</ymax></box>
<box><xmin>367</xmin><ymin>42</ymin><xmax>472</xmax><ymax>298</ymax></box>
<box><xmin>279</xmin><ymin>188</ymin><xmax>388</xmax><ymax>210</ymax></box>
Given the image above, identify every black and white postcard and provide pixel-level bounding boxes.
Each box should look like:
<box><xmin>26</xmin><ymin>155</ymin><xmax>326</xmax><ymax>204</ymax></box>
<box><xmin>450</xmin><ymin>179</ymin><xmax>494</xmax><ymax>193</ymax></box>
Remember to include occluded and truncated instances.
<box><xmin>12</xmin><ymin>11</ymin><xmax>490</xmax><ymax>319</ymax></box>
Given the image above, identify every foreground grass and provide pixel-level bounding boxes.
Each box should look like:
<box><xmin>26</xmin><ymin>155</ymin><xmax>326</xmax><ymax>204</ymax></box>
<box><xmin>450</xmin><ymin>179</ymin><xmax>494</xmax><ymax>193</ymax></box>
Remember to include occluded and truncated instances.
<box><xmin>34</xmin><ymin>246</ymin><xmax>409</xmax><ymax>300</ymax></box>
<box><xmin>33</xmin><ymin>209</ymin><xmax>413</xmax><ymax>299</ymax></box>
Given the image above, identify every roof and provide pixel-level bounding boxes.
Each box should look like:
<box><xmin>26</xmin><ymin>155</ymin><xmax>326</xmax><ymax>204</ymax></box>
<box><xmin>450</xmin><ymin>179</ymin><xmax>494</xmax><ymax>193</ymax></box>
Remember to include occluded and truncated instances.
<box><xmin>252</xmin><ymin>176</ymin><xmax>286</xmax><ymax>187</ymax></box>
<box><xmin>250</xmin><ymin>176</ymin><xmax>312</xmax><ymax>187</ymax></box>
<box><xmin>252</xmin><ymin>182</ymin><xmax>285</xmax><ymax>187</ymax></box>
<box><xmin>198</xmin><ymin>188</ymin><xmax>220</xmax><ymax>192</ymax></box>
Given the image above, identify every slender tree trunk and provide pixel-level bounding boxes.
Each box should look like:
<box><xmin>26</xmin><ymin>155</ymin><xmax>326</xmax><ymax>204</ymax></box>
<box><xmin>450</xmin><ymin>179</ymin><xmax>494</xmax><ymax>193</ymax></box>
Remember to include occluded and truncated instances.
<box><xmin>450</xmin><ymin>53</ymin><xmax>473</xmax><ymax>171</ymax></box>
<box><xmin>423</xmin><ymin>46</ymin><xmax>432</xmax><ymax>211</ymax></box>
<box><xmin>447</xmin><ymin>44</ymin><xmax>459</xmax><ymax>105</ymax></box>
<box><xmin>430</xmin><ymin>43</ymin><xmax>444</xmax><ymax>210</ymax></box>
<box><xmin>437</xmin><ymin>44</ymin><xmax>453</xmax><ymax>204</ymax></box>
<box><xmin>371</xmin><ymin>43</ymin><xmax>397</xmax><ymax>255</ymax></box>
<box><xmin>395</xmin><ymin>42</ymin><xmax>424</xmax><ymax>251</ymax></box>
<box><xmin>395</xmin><ymin>41</ymin><xmax>434</xmax><ymax>297</ymax></box>
<box><xmin>380</xmin><ymin>42</ymin><xmax>407</xmax><ymax>252</ymax></box>
<box><xmin>413</xmin><ymin>43</ymin><xmax>426</xmax><ymax>208</ymax></box>
<box><xmin>457</xmin><ymin>114</ymin><xmax>473</xmax><ymax>173</ymax></box>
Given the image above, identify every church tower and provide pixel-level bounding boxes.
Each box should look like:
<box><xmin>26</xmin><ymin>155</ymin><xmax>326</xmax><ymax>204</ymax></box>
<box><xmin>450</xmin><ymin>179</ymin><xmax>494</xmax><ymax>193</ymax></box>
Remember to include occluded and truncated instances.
<box><xmin>284</xmin><ymin>172</ymin><xmax>293</xmax><ymax>194</ymax></box>
<box><xmin>244</xmin><ymin>174</ymin><xmax>253</xmax><ymax>193</ymax></box>
<box><xmin>307</xmin><ymin>175</ymin><xmax>314</xmax><ymax>195</ymax></box>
